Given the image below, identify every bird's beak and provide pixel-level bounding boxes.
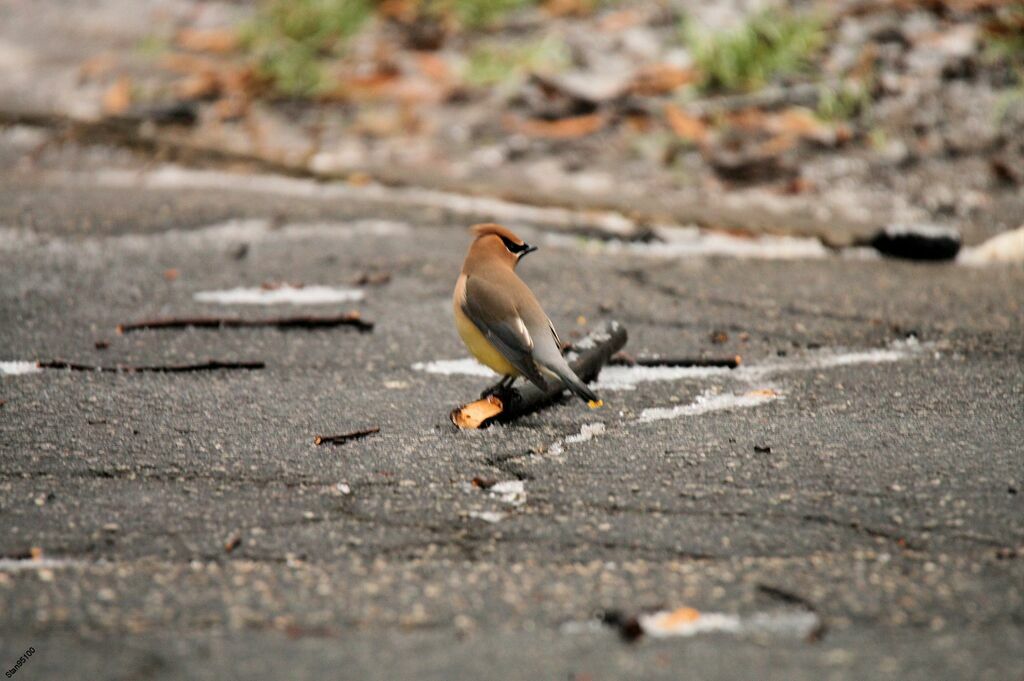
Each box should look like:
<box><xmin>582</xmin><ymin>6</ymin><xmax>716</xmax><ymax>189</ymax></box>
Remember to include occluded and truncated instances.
<box><xmin>520</xmin><ymin>243</ymin><xmax>538</xmax><ymax>256</ymax></box>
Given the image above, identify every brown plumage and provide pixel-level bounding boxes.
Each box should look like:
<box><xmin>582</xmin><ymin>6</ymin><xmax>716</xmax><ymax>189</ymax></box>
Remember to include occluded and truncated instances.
<box><xmin>452</xmin><ymin>223</ymin><xmax>602</xmax><ymax>407</ymax></box>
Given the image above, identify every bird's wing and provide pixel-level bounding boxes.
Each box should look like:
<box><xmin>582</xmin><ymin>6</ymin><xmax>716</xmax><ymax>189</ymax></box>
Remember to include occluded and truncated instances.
<box><xmin>462</xmin><ymin>275</ymin><xmax>548</xmax><ymax>388</ymax></box>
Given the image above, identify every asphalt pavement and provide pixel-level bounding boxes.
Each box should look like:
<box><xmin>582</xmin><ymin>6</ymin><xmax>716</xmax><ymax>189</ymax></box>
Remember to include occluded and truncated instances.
<box><xmin>1</xmin><ymin>134</ymin><xmax>1022</xmax><ymax>681</ymax></box>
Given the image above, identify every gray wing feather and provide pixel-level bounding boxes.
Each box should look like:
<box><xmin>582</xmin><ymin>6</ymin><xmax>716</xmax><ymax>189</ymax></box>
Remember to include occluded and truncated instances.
<box><xmin>462</xmin><ymin>276</ymin><xmax>548</xmax><ymax>389</ymax></box>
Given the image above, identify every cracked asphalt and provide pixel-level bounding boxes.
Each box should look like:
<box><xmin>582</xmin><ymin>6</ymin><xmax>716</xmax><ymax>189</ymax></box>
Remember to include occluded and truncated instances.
<box><xmin>1</xmin><ymin>134</ymin><xmax>1022</xmax><ymax>680</ymax></box>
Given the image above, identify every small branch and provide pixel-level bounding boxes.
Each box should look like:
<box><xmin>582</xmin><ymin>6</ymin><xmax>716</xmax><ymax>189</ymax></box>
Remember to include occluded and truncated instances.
<box><xmin>314</xmin><ymin>427</ymin><xmax>380</xmax><ymax>446</ymax></box>
<box><xmin>756</xmin><ymin>583</ymin><xmax>828</xmax><ymax>643</ymax></box>
<box><xmin>37</xmin><ymin>360</ymin><xmax>264</xmax><ymax>373</ymax></box>
<box><xmin>451</xmin><ymin>321</ymin><xmax>628</xmax><ymax>429</ymax></box>
<box><xmin>116</xmin><ymin>312</ymin><xmax>373</xmax><ymax>334</ymax></box>
<box><xmin>610</xmin><ymin>352</ymin><xmax>741</xmax><ymax>369</ymax></box>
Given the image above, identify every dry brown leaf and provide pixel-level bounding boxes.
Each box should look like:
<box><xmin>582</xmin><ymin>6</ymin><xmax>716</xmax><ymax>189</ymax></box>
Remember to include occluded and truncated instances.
<box><xmin>102</xmin><ymin>76</ymin><xmax>133</xmax><ymax>115</ymax></box>
<box><xmin>658</xmin><ymin>607</ymin><xmax>701</xmax><ymax>628</ymax></box>
<box><xmin>415</xmin><ymin>52</ymin><xmax>450</xmax><ymax>83</ymax></box>
<box><xmin>78</xmin><ymin>54</ymin><xmax>117</xmax><ymax>82</ymax></box>
<box><xmin>630</xmin><ymin>64</ymin><xmax>697</xmax><ymax>96</ymax></box>
<box><xmin>597</xmin><ymin>8</ymin><xmax>643</xmax><ymax>32</ymax></box>
<box><xmin>746</xmin><ymin>388</ymin><xmax>779</xmax><ymax>398</ymax></box>
<box><xmin>451</xmin><ymin>396</ymin><xmax>504</xmax><ymax>429</ymax></box>
<box><xmin>624</xmin><ymin>113</ymin><xmax>653</xmax><ymax>133</ymax></box>
<box><xmin>664</xmin><ymin>104</ymin><xmax>708</xmax><ymax>144</ymax></box>
<box><xmin>757</xmin><ymin>133</ymin><xmax>798</xmax><ymax>156</ymax></box>
<box><xmin>175</xmin><ymin>71</ymin><xmax>220</xmax><ymax>100</ymax></box>
<box><xmin>377</xmin><ymin>0</ymin><xmax>419</xmax><ymax>21</ymax></box>
<box><xmin>160</xmin><ymin>53</ymin><xmax>220</xmax><ymax>74</ymax></box>
<box><xmin>771</xmin><ymin>108</ymin><xmax>826</xmax><ymax>137</ymax></box>
<box><xmin>504</xmin><ymin>112</ymin><xmax>608</xmax><ymax>139</ymax></box>
<box><xmin>214</xmin><ymin>96</ymin><xmax>248</xmax><ymax>121</ymax></box>
<box><xmin>175</xmin><ymin>27</ymin><xmax>239</xmax><ymax>54</ymax></box>
<box><xmin>544</xmin><ymin>0</ymin><xmax>595</xmax><ymax>18</ymax></box>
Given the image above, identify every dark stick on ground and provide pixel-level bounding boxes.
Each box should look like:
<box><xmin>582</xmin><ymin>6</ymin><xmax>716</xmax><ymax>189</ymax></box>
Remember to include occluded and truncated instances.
<box><xmin>610</xmin><ymin>351</ymin><xmax>741</xmax><ymax>369</ymax></box>
<box><xmin>314</xmin><ymin>427</ymin><xmax>381</xmax><ymax>446</ymax></box>
<box><xmin>756</xmin><ymin>583</ymin><xmax>828</xmax><ymax>643</ymax></box>
<box><xmin>116</xmin><ymin>312</ymin><xmax>373</xmax><ymax>334</ymax></box>
<box><xmin>451</xmin><ymin>321</ymin><xmax>628</xmax><ymax>429</ymax></box>
<box><xmin>37</xmin><ymin>360</ymin><xmax>265</xmax><ymax>373</ymax></box>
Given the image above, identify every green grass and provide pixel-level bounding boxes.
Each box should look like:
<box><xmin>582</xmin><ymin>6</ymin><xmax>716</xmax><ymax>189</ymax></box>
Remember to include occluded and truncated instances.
<box><xmin>464</xmin><ymin>35</ymin><xmax>570</xmax><ymax>86</ymax></box>
<box><xmin>983</xmin><ymin>5</ymin><xmax>1024</xmax><ymax>66</ymax></box>
<box><xmin>243</xmin><ymin>0</ymin><xmax>372</xmax><ymax>97</ymax></box>
<box><xmin>444</xmin><ymin>0</ymin><xmax>538</xmax><ymax>29</ymax></box>
<box><xmin>685</xmin><ymin>9</ymin><xmax>826</xmax><ymax>93</ymax></box>
<box><xmin>817</xmin><ymin>79</ymin><xmax>871</xmax><ymax>121</ymax></box>
<box><xmin>240</xmin><ymin>0</ymin><xmax>549</xmax><ymax>97</ymax></box>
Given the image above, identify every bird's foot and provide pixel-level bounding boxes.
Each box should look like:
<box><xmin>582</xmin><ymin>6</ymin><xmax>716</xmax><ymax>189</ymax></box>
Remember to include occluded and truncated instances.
<box><xmin>480</xmin><ymin>378</ymin><xmax>516</xmax><ymax>403</ymax></box>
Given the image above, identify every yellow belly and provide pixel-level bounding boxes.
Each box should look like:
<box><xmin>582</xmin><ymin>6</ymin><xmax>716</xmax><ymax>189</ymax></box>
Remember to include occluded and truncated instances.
<box><xmin>455</xmin><ymin>305</ymin><xmax>519</xmax><ymax>377</ymax></box>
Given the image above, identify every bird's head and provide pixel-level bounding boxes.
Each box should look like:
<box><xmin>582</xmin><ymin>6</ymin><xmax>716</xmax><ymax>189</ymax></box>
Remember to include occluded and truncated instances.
<box><xmin>468</xmin><ymin>223</ymin><xmax>537</xmax><ymax>269</ymax></box>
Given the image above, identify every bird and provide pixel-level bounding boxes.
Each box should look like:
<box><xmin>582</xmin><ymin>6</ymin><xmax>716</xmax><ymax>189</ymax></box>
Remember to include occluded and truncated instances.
<box><xmin>453</xmin><ymin>223</ymin><xmax>603</xmax><ymax>409</ymax></box>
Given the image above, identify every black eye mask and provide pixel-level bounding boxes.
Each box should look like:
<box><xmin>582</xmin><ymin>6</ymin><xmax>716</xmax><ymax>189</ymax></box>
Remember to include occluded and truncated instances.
<box><xmin>500</xmin><ymin>236</ymin><xmax>537</xmax><ymax>255</ymax></box>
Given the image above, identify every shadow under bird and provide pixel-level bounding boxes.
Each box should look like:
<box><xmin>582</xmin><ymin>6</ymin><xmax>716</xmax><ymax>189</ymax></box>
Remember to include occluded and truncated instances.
<box><xmin>452</xmin><ymin>223</ymin><xmax>603</xmax><ymax>409</ymax></box>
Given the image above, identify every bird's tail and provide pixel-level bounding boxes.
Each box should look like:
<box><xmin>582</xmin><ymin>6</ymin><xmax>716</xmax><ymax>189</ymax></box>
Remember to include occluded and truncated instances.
<box><xmin>551</xmin><ymin>367</ymin><xmax>603</xmax><ymax>409</ymax></box>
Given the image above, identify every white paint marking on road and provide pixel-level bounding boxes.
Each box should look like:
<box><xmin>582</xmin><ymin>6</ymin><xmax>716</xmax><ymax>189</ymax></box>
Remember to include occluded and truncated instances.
<box><xmin>0</xmin><ymin>558</ymin><xmax>90</xmax><ymax>571</ymax></box>
<box><xmin>193</xmin><ymin>285</ymin><xmax>364</xmax><ymax>305</ymax></box>
<box><xmin>411</xmin><ymin>358</ymin><xmax>495</xmax><ymax>377</ymax></box>
<box><xmin>639</xmin><ymin>389</ymin><xmax>782</xmax><ymax>423</ymax></box>
<box><xmin>638</xmin><ymin>607</ymin><xmax>820</xmax><ymax>639</ymax></box>
<box><xmin>0</xmin><ymin>361</ymin><xmax>41</xmax><ymax>376</ymax></box>
<box><xmin>546</xmin><ymin>226</ymin><xmax>829</xmax><ymax>260</ymax></box>
<box><xmin>594</xmin><ymin>365</ymin><xmax>732</xmax><ymax>391</ymax></box>
<box><xmin>958</xmin><ymin>225</ymin><xmax>1024</xmax><ymax>265</ymax></box>
<box><xmin>739</xmin><ymin>338</ymin><xmax>924</xmax><ymax>380</ymax></box>
<box><xmin>412</xmin><ymin>340</ymin><xmax>927</xmax><ymax>395</ymax></box>
<box><xmin>468</xmin><ymin>510</ymin><xmax>507</xmax><ymax>524</ymax></box>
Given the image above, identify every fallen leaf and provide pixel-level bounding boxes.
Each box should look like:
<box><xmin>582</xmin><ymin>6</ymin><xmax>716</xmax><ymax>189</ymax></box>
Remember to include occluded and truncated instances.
<box><xmin>664</xmin><ymin>104</ymin><xmax>708</xmax><ymax>144</ymax></box>
<box><xmin>347</xmin><ymin>172</ymin><xmax>374</xmax><ymax>186</ymax></box>
<box><xmin>771</xmin><ymin>108</ymin><xmax>825</xmax><ymax>137</ymax></box>
<box><xmin>214</xmin><ymin>96</ymin><xmax>248</xmax><ymax>121</ymax></box>
<box><xmin>224</xmin><ymin>533</ymin><xmax>242</xmax><ymax>552</ymax></box>
<box><xmin>102</xmin><ymin>76</ymin><xmax>133</xmax><ymax>115</ymax></box>
<box><xmin>746</xmin><ymin>388</ymin><xmax>780</xmax><ymax>398</ymax></box>
<box><xmin>630</xmin><ymin>64</ymin><xmax>697</xmax><ymax>96</ymax></box>
<box><xmin>544</xmin><ymin>0</ymin><xmax>595</xmax><ymax>18</ymax></box>
<box><xmin>175</xmin><ymin>71</ymin><xmax>221</xmax><ymax>100</ymax></box>
<box><xmin>163</xmin><ymin>268</ymin><xmax>179</xmax><ymax>282</ymax></box>
<box><xmin>597</xmin><ymin>9</ymin><xmax>643</xmax><ymax>32</ymax></box>
<box><xmin>504</xmin><ymin>112</ymin><xmax>608</xmax><ymax>139</ymax></box>
<box><xmin>656</xmin><ymin>607</ymin><xmax>701</xmax><ymax>628</ymax></box>
<box><xmin>451</xmin><ymin>395</ymin><xmax>504</xmax><ymax>429</ymax></box>
<box><xmin>175</xmin><ymin>28</ymin><xmax>239</xmax><ymax>54</ymax></box>
<box><xmin>78</xmin><ymin>54</ymin><xmax>117</xmax><ymax>82</ymax></box>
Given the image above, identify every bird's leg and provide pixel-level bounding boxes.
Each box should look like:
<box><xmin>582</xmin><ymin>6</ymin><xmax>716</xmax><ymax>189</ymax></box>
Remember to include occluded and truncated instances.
<box><xmin>480</xmin><ymin>375</ymin><xmax>515</xmax><ymax>399</ymax></box>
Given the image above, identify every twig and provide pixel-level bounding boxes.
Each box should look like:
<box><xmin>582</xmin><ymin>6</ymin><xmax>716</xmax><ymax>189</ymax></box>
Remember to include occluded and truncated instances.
<box><xmin>314</xmin><ymin>427</ymin><xmax>380</xmax><ymax>446</ymax></box>
<box><xmin>116</xmin><ymin>312</ymin><xmax>373</xmax><ymax>334</ymax></box>
<box><xmin>610</xmin><ymin>352</ymin><xmax>741</xmax><ymax>369</ymax></box>
<box><xmin>451</xmin><ymin>321</ymin><xmax>628</xmax><ymax>429</ymax></box>
<box><xmin>37</xmin><ymin>360</ymin><xmax>264</xmax><ymax>373</ymax></box>
<box><xmin>756</xmin><ymin>583</ymin><xmax>828</xmax><ymax>643</ymax></box>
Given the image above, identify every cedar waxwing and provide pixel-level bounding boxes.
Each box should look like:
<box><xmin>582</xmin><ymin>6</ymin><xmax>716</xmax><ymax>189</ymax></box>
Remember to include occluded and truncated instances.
<box><xmin>453</xmin><ymin>223</ymin><xmax>603</xmax><ymax>408</ymax></box>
